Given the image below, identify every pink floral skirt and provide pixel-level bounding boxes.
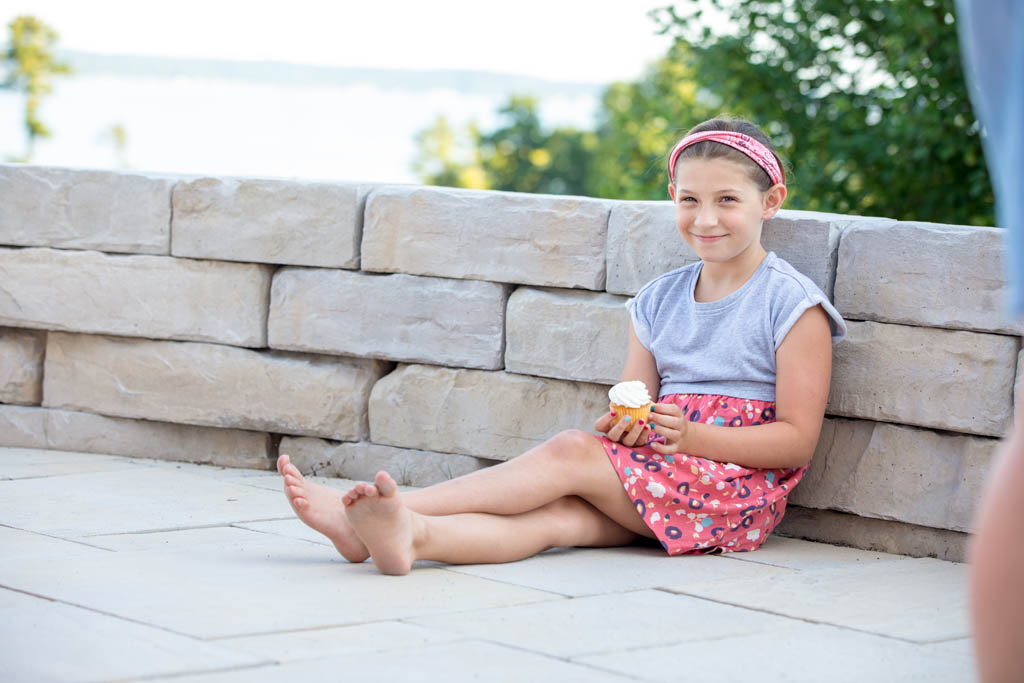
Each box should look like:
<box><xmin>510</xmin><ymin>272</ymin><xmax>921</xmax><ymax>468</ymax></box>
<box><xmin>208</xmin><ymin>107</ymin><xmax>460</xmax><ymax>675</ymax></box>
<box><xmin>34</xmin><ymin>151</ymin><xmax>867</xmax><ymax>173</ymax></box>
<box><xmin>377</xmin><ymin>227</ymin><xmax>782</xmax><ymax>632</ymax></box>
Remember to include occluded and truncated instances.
<box><xmin>595</xmin><ymin>393</ymin><xmax>808</xmax><ymax>555</ymax></box>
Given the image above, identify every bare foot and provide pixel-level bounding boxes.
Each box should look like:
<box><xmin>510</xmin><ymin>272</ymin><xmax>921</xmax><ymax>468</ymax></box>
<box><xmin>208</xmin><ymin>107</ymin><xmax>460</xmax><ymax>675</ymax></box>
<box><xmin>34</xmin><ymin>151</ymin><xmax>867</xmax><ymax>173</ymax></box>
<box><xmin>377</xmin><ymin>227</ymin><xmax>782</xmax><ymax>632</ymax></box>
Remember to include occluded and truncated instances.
<box><xmin>276</xmin><ymin>454</ymin><xmax>369</xmax><ymax>563</ymax></box>
<box><xmin>344</xmin><ymin>471</ymin><xmax>418</xmax><ymax>576</ymax></box>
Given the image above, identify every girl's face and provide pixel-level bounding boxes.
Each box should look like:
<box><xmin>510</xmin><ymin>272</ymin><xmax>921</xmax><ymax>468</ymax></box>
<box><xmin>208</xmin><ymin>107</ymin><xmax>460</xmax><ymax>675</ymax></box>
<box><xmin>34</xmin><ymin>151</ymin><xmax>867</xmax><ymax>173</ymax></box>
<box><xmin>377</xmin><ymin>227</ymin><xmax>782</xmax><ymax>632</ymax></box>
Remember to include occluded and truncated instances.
<box><xmin>668</xmin><ymin>157</ymin><xmax>786</xmax><ymax>265</ymax></box>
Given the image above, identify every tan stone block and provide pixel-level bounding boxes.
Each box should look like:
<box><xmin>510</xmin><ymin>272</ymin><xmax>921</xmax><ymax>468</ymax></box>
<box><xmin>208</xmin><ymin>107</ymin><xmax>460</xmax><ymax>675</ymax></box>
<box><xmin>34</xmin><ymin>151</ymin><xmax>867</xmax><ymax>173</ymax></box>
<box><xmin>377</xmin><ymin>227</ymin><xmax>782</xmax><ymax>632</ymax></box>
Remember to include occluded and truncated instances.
<box><xmin>0</xmin><ymin>247</ymin><xmax>272</xmax><ymax>347</ymax></box>
<box><xmin>776</xmin><ymin>506</ymin><xmax>969</xmax><ymax>563</ymax></box>
<box><xmin>0</xmin><ymin>164</ymin><xmax>173</xmax><ymax>253</ymax></box>
<box><xmin>828</xmin><ymin>320</ymin><xmax>1016</xmax><ymax>436</ymax></box>
<box><xmin>791</xmin><ymin>418</ymin><xmax>997</xmax><ymax>532</ymax></box>
<box><xmin>0</xmin><ymin>328</ymin><xmax>45</xmax><ymax>404</ymax></box>
<box><xmin>279</xmin><ymin>436</ymin><xmax>496</xmax><ymax>487</ymax></box>
<box><xmin>835</xmin><ymin>221</ymin><xmax>1023</xmax><ymax>334</ymax></box>
<box><xmin>42</xmin><ymin>332</ymin><xmax>390</xmax><ymax>440</ymax></box>
<box><xmin>505</xmin><ymin>287</ymin><xmax>629</xmax><ymax>384</ymax></box>
<box><xmin>368</xmin><ymin>364</ymin><xmax>610</xmax><ymax>460</ymax></box>
<box><xmin>606</xmin><ymin>204</ymin><xmax>886</xmax><ymax>297</ymax></box>
<box><xmin>269</xmin><ymin>269</ymin><xmax>508</xmax><ymax>369</ymax></box>
<box><xmin>361</xmin><ymin>185</ymin><xmax>609</xmax><ymax>289</ymax></box>
<box><xmin>0</xmin><ymin>404</ymin><xmax>272</xmax><ymax>469</ymax></box>
<box><xmin>171</xmin><ymin>176</ymin><xmax>368</xmax><ymax>268</ymax></box>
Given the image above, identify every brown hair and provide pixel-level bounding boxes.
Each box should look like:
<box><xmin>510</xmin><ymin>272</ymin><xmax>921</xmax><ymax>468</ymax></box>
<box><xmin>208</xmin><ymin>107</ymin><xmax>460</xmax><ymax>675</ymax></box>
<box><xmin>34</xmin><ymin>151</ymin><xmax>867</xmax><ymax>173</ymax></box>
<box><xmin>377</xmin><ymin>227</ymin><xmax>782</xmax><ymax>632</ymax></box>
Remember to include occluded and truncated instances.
<box><xmin>671</xmin><ymin>117</ymin><xmax>788</xmax><ymax>191</ymax></box>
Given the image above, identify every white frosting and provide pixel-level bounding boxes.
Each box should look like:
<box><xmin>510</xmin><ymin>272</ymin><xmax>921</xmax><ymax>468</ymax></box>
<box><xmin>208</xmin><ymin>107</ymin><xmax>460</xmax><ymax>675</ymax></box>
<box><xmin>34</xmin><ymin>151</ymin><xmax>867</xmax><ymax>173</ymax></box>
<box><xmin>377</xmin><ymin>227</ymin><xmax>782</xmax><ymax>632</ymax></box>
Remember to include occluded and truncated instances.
<box><xmin>608</xmin><ymin>381</ymin><xmax>652</xmax><ymax>408</ymax></box>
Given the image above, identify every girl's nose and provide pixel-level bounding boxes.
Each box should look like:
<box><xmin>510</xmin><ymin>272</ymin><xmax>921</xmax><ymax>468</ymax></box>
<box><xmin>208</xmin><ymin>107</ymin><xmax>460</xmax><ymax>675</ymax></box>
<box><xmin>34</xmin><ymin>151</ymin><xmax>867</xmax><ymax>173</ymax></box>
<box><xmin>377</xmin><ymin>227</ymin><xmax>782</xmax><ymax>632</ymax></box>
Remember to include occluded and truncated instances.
<box><xmin>694</xmin><ymin>206</ymin><xmax>717</xmax><ymax>228</ymax></box>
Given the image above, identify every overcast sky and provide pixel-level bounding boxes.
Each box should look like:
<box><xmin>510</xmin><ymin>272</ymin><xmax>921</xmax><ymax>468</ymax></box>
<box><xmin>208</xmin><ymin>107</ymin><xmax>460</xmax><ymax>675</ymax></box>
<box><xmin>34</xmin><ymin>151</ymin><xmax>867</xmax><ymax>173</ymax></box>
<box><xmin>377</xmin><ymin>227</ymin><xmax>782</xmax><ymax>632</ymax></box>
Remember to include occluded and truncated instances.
<box><xmin>5</xmin><ymin>0</ymin><xmax>676</xmax><ymax>84</ymax></box>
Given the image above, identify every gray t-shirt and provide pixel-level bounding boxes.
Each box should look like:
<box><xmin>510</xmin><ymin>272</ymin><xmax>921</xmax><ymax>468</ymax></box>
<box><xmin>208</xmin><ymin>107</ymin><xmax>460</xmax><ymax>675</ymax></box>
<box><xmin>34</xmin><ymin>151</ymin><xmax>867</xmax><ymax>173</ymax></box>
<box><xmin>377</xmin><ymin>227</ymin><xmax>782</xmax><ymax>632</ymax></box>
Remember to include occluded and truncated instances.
<box><xmin>628</xmin><ymin>251</ymin><xmax>847</xmax><ymax>402</ymax></box>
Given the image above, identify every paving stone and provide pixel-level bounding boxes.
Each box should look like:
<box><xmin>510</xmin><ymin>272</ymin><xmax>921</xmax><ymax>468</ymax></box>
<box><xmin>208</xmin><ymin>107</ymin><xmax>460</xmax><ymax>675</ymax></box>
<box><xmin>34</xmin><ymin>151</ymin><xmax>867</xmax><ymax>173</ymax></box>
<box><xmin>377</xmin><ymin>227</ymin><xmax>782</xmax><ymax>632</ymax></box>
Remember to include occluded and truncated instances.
<box><xmin>0</xmin><ymin>537</ymin><xmax>564</xmax><ymax>639</ymax></box>
<box><xmin>361</xmin><ymin>185</ymin><xmax>610</xmax><ymax>289</ymax></box>
<box><xmin>82</xmin><ymin>525</ymin><xmax>293</xmax><ymax>552</ymax></box>
<box><xmin>172</xmin><ymin>176</ymin><xmax>368</xmax><ymax>268</ymax></box>
<box><xmin>0</xmin><ymin>327</ymin><xmax>45</xmax><ymax>404</ymax></box>
<box><xmin>605</xmin><ymin>204</ymin><xmax>884</xmax><ymax>297</ymax></box>
<box><xmin>0</xmin><ymin>446</ymin><xmax>139</xmax><ymax>480</ymax></box>
<box><xmin>0</xmin><ymin>404</ymin><xmax>273</xmax><ymax>469</ymax></box>
<box><xmin>233</xmin><ymin>518</ymin><xmax>337</xmax><ymax>548</ymax></box>
<box><xmin>42</xmin><ymin>332</ymin><xmax>390</xmax><ymax>440</ymax></box>
<box><xmin>445</xmin><ymin>544</ymin><xmax>791</xmax><ymax>597</ymax></box>
<box><xmin>792</xmin><ymin>418</ymin><xmax>995</xmax><ymax>532</ymax></box>
<box><xmin>0</xmin><ymin>247</ymin><xmax>272</xmax><ymax>346</ymax></box>
<box><xmin>410</xmin><ymin>589</ymin><xmax>786</xmax><ymax>658</ymax></box>
<box><xmin>157</xmin><ymin>641</ymin><xmax>630</xmax><ymax>683</ymax></box>
<box><xmin>661</xmin><ymin>556</ymin><xmax>969</xmax><ymax>642</ymax></box>
<box><xmin>279</xmin><ymin>436</ymin><xmax>496</xmax><ymax>486</ymax></box>
<box><xmin>716</xmin><ymin>534</ymin><xmax>912</xmax><ymax>571</ymax></box>
<box><xmin>577</xmin><ymin>618</ymin><xmax>976</xmax><ymax>683</ymax></box>
<box><xmin>828</xmin><ymin>320</ymin><xmax>1016</xmax><ymax>436</ymax></box>
<box><xmin>0</xmin><ymin>164</ymin><xmax>174</xmax><ymax>253</ymax></box>
<box><xmin>213</xmin><ymin>622</ymin><xmax>463</xmax><ymax>663</ymax></box>
<box><xmin>0</xmin><ymin>524</ymin><xmax>112</xmax><ymax>560</ymax></box>
<box><xmin>0</xmin><ymin>464</ymin><xmax>293</xmax><ymax>537</ymax></box>
<box><xmin>776</xmin><ymin>505</ymin><xmax>970</xmax><ymax>563</ymax></box>
<box><xmin>836</xmin><ymin>220</ymin><xmax>1022</xmax><ymax>334</ymax></box>
<box><xmin>504</xmin><ymin>287</ymin><xmax>630</xmax><ymax>384</ymax></box>
<box><xmin>0</xmin><ymin>587</ymin><xmax>268</xmax><ymax>683</ymax></box>
<box><xmin>269</xmin><ymin>269</ymin><xmax>509</xmax><ymax>369</ymax></box>
<box><xmin>368</xmin><ymin>364</ymin><xmax>610</xmax><ymax>460</ymax></box>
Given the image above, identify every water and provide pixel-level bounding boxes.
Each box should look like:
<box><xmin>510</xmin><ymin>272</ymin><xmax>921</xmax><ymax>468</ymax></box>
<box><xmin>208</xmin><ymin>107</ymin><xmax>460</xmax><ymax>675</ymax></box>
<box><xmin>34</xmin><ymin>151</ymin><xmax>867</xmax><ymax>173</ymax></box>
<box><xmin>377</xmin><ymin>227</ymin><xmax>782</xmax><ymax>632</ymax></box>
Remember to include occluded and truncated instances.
<box><xmin>0</xmin><ymin>72</ymin><xmax>601</xmax><ymax>184</ymax></box>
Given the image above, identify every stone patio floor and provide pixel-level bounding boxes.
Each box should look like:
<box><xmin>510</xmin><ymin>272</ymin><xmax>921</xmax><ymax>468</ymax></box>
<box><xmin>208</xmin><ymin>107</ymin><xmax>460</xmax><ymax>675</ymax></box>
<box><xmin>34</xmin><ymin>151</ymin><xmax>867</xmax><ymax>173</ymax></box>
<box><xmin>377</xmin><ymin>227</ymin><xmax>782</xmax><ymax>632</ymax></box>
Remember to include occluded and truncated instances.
<box><xmin>0</xmin><ymin>446</ymin><xmax>977</xmax><ymax>682</ymax></box>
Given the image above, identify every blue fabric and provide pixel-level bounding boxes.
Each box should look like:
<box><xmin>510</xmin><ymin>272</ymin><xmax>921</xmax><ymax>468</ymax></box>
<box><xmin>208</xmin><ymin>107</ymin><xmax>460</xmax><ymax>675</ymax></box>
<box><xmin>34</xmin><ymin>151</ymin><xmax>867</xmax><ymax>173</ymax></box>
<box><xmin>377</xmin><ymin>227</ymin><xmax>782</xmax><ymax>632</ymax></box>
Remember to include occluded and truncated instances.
<box><xmin>956</xmin><ymin>0</ymin><xmax>1024</xmax><ymax>315</ymax></box>
<box><xmin>627</xmin><ymin>252</ymin><xmax>847</xmax><ymax>402</ymax></box>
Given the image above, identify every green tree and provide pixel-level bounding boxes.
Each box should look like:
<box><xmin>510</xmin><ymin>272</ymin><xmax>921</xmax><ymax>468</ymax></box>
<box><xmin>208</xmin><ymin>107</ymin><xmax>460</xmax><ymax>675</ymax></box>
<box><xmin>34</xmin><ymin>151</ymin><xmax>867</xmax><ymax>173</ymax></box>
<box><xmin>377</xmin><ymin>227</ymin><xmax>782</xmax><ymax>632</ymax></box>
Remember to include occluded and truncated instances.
<box><xmin>653</xmin><ymin>0</ymin><xmax>994</xmax><ymax>225</ymax></box>
<box><xmin>412</xmin><ymin>115</ymin><xmax>487</xmax><ymax>189</ymax></box>
<box><xmin>1</xmin><ymin>15</ymin><xmax>71</xmax><ymax>162</ymax></box>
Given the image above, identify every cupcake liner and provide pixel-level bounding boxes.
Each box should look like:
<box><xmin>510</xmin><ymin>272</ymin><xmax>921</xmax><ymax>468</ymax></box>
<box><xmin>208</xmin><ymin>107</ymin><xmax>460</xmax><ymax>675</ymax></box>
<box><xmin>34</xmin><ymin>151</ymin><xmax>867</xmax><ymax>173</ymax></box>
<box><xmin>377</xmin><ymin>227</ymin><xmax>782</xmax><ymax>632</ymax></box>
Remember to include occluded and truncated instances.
<box><xmin>609</xmin><ymin>402</ymin><xmax>651</xmax><ymax>428</ymax></box>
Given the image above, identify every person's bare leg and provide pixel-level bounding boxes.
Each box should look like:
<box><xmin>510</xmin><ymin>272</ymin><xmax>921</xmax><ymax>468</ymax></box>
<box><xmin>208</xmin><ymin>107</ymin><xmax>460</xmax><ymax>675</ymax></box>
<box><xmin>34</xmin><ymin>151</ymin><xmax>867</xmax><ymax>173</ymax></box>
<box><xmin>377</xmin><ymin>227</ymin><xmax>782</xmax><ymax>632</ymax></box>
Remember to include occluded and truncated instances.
<box><xmin>400</xmin><ymin>429</ymin><xmax>655</xmax><ymax>538</ymax></box>
<box><xmin>969</xmin><ymin>406</ymin><xmax>1024</xmax><ymax>682</ymax></box>
<box><xmin>344</xmin><ymin>470</ymin><xmax>639</xmax><ymax>575</ymax></box>
<box><xmin>277</xmin><ymin>454</ymin><xmax>369</xmax><ymax>562</ymax></box>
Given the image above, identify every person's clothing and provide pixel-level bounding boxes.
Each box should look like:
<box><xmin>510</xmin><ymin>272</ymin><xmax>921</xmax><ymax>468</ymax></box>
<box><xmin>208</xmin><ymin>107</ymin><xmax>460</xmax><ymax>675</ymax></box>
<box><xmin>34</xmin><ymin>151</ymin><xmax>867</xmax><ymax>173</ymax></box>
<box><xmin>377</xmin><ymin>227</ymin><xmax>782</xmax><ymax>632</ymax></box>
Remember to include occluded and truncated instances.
<box><xmin>956</xmin><ymin>0</ymin><xmax>1024</xmax><ymax>314</ymax></box>
<box><xmin>596</xmin><ymin>393</ymin><xmax>805</xmax><ymax>555</ymax></box>
<box><xmin>626</xmin><ymin>251</ymin><xmax>847</xmax><ymax>402</ymax></box>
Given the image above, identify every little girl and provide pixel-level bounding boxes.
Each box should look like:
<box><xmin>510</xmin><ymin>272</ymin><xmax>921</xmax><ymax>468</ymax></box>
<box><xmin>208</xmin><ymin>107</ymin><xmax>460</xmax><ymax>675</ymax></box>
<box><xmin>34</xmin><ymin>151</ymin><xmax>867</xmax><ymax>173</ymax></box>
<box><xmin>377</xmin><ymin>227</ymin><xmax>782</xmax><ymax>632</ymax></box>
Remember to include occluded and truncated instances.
<box><xmin>276</xmin><ymin>117</ymin><xmax>847</xmax><ymax>575</ymax></box>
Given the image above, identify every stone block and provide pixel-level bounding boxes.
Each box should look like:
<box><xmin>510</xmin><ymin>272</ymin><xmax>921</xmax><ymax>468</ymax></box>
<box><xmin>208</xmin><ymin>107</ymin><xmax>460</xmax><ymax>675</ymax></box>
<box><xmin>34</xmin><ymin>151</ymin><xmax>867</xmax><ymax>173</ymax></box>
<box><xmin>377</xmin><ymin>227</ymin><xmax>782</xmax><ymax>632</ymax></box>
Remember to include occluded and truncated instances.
<box><xmin>0</xmin><ymin>404</ymin><xmax>272</xmax><ymax>469</ymax></box>
<box><xmin>279</xmin><ymin>436</ymin><xmax>496</xmax><ymax>486</ymax></box>
<box><xmin>605</xmin><ymin>204</ymin><xmax>890</xmax><ymax>297</ymax></box>
<box><xmin>0</xmin><ymin>247</ymin><xmax>272</xmax><ymax>347</ymax></box>
<box><xmin>1017</xmin><ymin>345</ymin><xmax>1024</xmax><ymax>409</ymax></box>
<box><xmin>835</xmin><ymin>221</ymin><xmax>1023</xmax><ymax>334</ymax></box>
<box><xmin>171</xmin><ymin>176</ymin><xmax>368</xmax><ymax>268</ymax></box>
<box><xmin>777</xmin><ymin>506</ymin><xmax>969</xmax><ymax>563</ymax></box>
<box><xmin>361</xmin><ymin>185</ymin><xmax>609</xmax><ymax>289</ymax></box>
<box><xmin>0</xmin><ymin>328</ymin><xmax>45</xmax><ymax>404</ymax></box>
<box><xmin>0</xmin><ymin>164</ymin><xmax>173</xmax><ymax>253</ymax></box>
<box><xmin>42</xmin><ymin>332</ymin><xmax>390</xmax><ymax>440</ymax></box>
<box><xmin>504</xmin><ymin>287</ymin><xmax>629</xmax><ymax>384</ymax></box>
<box><xmin>828</xmin><ymin>320</ymin><xmax>1016</xmax><ymax>436</ymax></box>
<box><xmin>791</xmin><ymin>417</ymin><xmax>997</xmax><ymax>532</ymax></box>
<box><xmin>269</xmin><ymin>269</ymin><xmax>509</xmax><ymax>369</ymax></box>
<box><xmin>368</xmin><ymin>364</ymin><xmax>610</xmax><ymax>460</ymax></box>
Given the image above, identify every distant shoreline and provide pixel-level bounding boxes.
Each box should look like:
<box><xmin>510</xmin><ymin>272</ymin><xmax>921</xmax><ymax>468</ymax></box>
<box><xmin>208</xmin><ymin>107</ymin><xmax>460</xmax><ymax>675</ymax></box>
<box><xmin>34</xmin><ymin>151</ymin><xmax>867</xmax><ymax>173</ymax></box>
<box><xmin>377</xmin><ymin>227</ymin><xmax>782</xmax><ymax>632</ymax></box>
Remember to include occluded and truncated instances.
<box><xmin>58</xmin><ymin>50</ymin><xmax>607</xmax><ymax>98</ymax></box>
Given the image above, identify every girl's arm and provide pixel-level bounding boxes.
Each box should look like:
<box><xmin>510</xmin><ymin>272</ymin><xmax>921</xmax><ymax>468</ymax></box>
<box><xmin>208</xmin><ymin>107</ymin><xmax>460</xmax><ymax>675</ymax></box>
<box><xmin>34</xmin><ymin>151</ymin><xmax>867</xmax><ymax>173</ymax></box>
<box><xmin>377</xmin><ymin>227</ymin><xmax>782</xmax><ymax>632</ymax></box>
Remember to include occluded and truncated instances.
<box><xmin>650</xmin><ymin>305</ymin><xmax>833</xmax><ymax>470</ymax></box>
<box><xmin>619</xmin><ymin>322</ymin><xmax>660</xmax><ymax>398</ymax></box>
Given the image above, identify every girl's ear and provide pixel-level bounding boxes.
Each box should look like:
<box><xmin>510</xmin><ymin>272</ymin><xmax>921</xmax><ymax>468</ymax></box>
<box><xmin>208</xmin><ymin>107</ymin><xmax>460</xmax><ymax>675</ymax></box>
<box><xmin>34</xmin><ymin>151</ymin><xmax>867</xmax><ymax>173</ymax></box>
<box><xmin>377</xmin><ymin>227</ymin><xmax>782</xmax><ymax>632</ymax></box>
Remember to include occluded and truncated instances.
<box><xmin>667</xmin><ymin>183</ymin><xmax>677</xmax><ymax>202</ymax></box>
<box><xmin>761</xmin><ymin>184</ymin><xmax>787</xmax><ymax>219</ymax></box>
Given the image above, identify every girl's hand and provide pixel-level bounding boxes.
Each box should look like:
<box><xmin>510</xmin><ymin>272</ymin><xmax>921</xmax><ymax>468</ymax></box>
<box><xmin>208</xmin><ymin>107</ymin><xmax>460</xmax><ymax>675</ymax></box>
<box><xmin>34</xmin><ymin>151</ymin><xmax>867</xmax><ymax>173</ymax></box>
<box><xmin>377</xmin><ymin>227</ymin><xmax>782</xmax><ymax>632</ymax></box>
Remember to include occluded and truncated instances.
<box><xmin>647</xmin><ymin>402</ymin><xmax>687</xmax><ymax>455</ymax></box>
<box><xmin>594</xmin><ymin>410</ymin><xmax>651</xmax><ymax>448</ymax></box>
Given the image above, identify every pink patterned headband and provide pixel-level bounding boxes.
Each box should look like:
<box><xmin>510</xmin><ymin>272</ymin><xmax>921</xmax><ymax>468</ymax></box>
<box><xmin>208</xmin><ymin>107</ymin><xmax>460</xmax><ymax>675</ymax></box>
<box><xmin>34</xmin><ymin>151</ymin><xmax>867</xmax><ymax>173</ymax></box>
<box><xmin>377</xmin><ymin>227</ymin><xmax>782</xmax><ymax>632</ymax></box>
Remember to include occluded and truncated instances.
<box><xmin>668</xmin><ymin>131</ymin><xmax>784</xmax><ymax>187</ymax></box>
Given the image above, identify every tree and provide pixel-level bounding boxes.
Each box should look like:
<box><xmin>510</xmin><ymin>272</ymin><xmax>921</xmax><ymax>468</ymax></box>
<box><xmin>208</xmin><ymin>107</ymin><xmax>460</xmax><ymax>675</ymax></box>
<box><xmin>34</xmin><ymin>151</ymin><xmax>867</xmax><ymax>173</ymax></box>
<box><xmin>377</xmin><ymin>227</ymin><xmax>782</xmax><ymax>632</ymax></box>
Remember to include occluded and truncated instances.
<box><xmin>412</xmin><ymin>115</ymin><xmax>488</xmax><ymax>189</ymax></box>
<box><xmin>1</xmin><ymin>15</ymin><xmax>72</xmax><ymax>162</ymax></box>
<box><xmin>653</xmin><ymin>0</ymin><xmax>994</xmax><ymax>225</ymax></box>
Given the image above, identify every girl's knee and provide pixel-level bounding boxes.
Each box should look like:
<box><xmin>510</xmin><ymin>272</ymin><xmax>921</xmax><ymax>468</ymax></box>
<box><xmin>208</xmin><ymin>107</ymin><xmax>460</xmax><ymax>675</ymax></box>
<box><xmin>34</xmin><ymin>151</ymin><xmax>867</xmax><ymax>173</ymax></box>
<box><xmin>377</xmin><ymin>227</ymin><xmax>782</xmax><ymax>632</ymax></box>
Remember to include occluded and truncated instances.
<box><xmin>547</xmin><ymin>429</ymin><xmax>604</xmax><ymax>466</ymax></box>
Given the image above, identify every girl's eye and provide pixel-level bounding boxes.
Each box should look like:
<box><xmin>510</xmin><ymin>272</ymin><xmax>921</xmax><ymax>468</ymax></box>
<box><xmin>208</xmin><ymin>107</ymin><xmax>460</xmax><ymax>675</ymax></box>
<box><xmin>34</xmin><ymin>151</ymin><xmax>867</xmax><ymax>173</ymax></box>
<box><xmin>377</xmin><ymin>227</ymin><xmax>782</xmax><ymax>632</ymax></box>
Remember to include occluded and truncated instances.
<box><xmin>681</xmin><ymin>196</ymin><xmax>697</xmax><ymax>203</ymax></box>
<box><xmin>720</xmin><ymin>196</ymin><xmax>737</xmax><ymax>202</ymax></box>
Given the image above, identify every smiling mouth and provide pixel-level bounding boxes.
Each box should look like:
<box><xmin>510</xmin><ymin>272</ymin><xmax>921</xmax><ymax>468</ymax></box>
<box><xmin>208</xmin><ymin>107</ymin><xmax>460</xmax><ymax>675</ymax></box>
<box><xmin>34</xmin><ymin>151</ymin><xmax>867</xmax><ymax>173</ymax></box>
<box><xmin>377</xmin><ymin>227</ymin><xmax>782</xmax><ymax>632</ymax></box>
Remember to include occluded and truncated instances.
<box><xmin>695</xmin><ymin>234</ymin><xmax>726</xmax><ymax>241</ymax></box>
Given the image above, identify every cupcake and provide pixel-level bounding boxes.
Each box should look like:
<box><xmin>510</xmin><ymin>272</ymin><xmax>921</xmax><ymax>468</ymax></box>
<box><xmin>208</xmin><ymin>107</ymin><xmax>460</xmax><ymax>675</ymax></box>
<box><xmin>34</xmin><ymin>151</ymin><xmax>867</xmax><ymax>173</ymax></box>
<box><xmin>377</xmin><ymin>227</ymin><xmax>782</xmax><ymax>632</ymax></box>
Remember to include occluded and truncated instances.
<box><xmin>608</xmin><ymin>380</ymin><xmax>653</xmax><ymax>427</ymax></box>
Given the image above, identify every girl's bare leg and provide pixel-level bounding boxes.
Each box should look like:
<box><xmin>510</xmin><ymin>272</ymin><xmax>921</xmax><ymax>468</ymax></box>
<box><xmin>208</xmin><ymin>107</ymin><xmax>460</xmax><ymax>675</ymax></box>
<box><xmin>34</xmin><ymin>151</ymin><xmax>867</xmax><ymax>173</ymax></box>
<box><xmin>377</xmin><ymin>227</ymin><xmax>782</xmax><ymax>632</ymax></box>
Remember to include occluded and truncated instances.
<box><xmin>344</xmin><ymin>470</ymin><xmax>639</xmax><ymax>575</ymax></box>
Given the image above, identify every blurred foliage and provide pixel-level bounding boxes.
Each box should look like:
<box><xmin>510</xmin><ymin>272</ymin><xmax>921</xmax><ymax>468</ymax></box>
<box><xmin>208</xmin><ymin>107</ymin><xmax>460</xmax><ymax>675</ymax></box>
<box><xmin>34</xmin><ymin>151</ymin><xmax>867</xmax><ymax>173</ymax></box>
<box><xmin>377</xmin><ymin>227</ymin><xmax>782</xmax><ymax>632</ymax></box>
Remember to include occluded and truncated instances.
<box><xmin>1</xmin><ymin>15</ymin><xmax>72</xmax><ymax>162</ymax></box>
<box><xmin>415</xmin><ymin>0</ymin><xmax>994</xmax><ymax>226</ymax></box>
<box><xmin>653</xmin><ymin>0</ymin><xmax>994</xmax><ymax>225</ymax></box>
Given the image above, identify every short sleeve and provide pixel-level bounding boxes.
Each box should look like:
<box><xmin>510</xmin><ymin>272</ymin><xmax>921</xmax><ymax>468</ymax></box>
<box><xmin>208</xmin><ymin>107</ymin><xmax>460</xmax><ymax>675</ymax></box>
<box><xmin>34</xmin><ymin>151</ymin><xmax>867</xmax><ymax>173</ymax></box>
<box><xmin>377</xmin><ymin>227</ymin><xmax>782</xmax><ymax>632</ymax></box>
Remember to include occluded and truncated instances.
<box><xmin>626</xmin><ymin>293</ymin><xmax>653</xmax><ymax>351</ymax></box>
<box><xmin>773</xmin><ymin>292</ymin><xmax>847</xmax><ymax>350</ymax></box>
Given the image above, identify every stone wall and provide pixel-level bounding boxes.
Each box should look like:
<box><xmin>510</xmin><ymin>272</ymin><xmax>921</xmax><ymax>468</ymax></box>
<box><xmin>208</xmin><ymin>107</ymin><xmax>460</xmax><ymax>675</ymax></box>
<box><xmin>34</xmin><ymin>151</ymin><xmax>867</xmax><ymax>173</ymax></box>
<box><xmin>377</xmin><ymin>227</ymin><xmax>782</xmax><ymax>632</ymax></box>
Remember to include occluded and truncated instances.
<box><xmin>2</xmin><ymin>163</ymin><xmax>1018</xmax><ymax>563</ymax></box>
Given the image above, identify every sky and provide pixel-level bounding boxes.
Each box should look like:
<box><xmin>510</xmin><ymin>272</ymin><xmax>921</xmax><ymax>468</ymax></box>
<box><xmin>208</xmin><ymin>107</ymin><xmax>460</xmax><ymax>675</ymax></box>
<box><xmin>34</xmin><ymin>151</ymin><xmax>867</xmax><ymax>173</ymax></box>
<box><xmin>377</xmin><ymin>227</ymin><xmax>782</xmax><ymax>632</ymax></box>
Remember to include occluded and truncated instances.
<box><xmin>4</xmin><ymin>0</ymin><xmax>676</xmax><ymax>84</ymax></box>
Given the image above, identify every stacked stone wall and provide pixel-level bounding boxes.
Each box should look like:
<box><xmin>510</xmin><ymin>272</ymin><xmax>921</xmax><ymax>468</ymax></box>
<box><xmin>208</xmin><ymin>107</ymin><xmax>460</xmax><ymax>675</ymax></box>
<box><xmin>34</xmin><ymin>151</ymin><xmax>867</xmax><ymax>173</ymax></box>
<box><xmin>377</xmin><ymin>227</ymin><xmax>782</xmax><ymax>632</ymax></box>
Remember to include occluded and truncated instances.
<box><xmin>2</xmin><ymin>163</ymin><xmax>1019</xmax><ymax>562</ymax></box>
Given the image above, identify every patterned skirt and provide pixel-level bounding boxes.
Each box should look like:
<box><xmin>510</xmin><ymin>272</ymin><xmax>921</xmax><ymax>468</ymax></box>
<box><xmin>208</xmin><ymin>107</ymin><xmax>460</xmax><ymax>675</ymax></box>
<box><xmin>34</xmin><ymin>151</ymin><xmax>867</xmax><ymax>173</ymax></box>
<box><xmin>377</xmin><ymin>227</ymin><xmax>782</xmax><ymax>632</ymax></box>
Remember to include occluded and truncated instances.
<box><xmin>595</xmin><ymin>393</ymin><xmax>808</xmax><ymax>555</ymax></box>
